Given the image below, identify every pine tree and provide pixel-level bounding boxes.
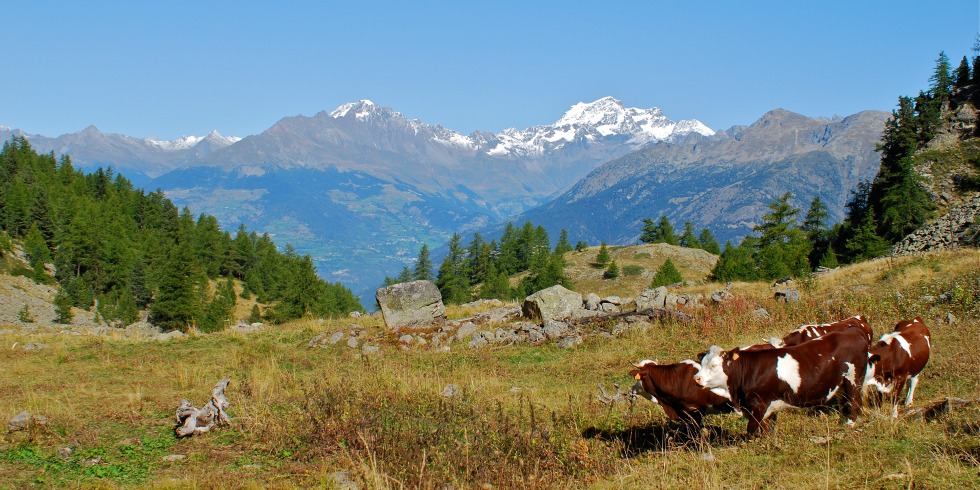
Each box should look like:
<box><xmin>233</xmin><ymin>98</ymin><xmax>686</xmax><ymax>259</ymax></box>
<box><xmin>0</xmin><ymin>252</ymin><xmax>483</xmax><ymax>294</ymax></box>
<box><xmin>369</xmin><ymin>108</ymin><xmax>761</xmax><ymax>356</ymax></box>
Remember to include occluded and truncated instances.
<box><xmin>802</xmin><ymin>196</ymin><xmax>831</xmax><ymax>267</ymax></box>
<box><xmin>956</xmin><ymin>55</ymin><xmax>971</xmax><ymax>87</ymax></box>
<box><xmin>679</xmin><ymin>222</ymin><xmax>700</xmax><ymax>248</ymax></box>
<box><xmin>818</xmin><ymin>246</ymin><xmax>839</xmax><ymax>269</ymax></box>
<box><xmin>248</xmin><ymin>304</ymin><xmax>262</xmax><ymax>324</ymax></box>
<box><xmin>54</xmin><ymin>288</ymin><xmax>74</xmax><ymax>324</ymax></box>
<box><xmin>478</xmin><ymin>262</ymin><xmax>510</xmax><ymax>300</ymax></box>
<box><xmin>603</xmin><ymin>260</ymin><xmax>620</xmax><ymax>279</ymax></box>
<box><xmin>639</xmin><ymin>218</ymin><xmax>658</xmax><ymax>244</ymax></box>
<box><xmin>24</xmin><ymin>223</ymin><xmax>50</xmax><ymax>279</ymax></box>
<box><xmin>436</xmin><ymin>233</ymin><xmax>471</xmax><ymax>304</ymax></box>
<box><xmin>847</xmin><ymin>209</ymin><xmax>890</xmax><ymax>261</ymax></box>
<box><xmin>651</xmin><ymin>258</ymin><xmax>683</xmax><ymax>288</ymax></box>
<box><xmin>554</xmin><ymin>229</ymin><xmax>573</xmax><ymax>256</ymax></box>
<box><xmin>712</xmin><ymin>238</ymin><xmax>758</xmax><ymax>282</ymax></box>
<box><xmin>595</xmin><ymin>242</ymin><xmax>611</xmax><ymax>267</ymax></box>
<box><xmin>574</xmin><ymin>241</ymin><xmax>589</xmax><ymax>252</ymax></box>
<box><xmin>698</xmin><ymin>228</ymin><xmax>721</xmax><ymax>255</ymax></box>
<box><xmin>413</xmin><ymin>243</ymin><xmax>434</xmax><ymax>281</ymax></box>
<box><xmin>754</xmin><ymin>193</ymin><xmax>811</xmax><ymax>279</ymax></box>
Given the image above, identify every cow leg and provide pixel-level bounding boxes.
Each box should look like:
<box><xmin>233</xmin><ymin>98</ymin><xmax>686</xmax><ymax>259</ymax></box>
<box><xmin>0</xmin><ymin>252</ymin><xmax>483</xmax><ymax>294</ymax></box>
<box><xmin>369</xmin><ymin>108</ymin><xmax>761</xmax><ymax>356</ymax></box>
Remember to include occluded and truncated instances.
<box><xmin>903</xmin><ymin>375</ymin><xmax>919</xmax><ymax>406</ymax></box>
<box><xmin>842</xmin><ymin>380</ymin><xmax>862</xmax><ymax>425</ymax></box>
<box><xmin>761</xmin><ymin>413</ymin><xmax>778</xmax><ymax>435</ymax></box>
<box><xmin>890</xmin><ymin>376</ymin><xmax>908</xmax><ymax>417</ymax></box>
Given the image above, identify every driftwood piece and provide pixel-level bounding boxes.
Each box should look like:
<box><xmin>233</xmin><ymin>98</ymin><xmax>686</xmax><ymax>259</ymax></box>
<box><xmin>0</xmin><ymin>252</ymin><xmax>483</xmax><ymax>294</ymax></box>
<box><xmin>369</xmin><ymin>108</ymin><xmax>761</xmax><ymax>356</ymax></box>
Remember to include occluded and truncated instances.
<box><xmin>596</xmin><ymin>383</ymin><xmax>635</xmax><ymax>405</ymax></box>
<box><xmin>175</xmin><ymin>376</ymin><xmax>232</xmax><ymax>437</ymax></box>
<box><xmin>902</xmin><ymin>397</ymin><xmax>976</xmax><ymax>421</ymax></box>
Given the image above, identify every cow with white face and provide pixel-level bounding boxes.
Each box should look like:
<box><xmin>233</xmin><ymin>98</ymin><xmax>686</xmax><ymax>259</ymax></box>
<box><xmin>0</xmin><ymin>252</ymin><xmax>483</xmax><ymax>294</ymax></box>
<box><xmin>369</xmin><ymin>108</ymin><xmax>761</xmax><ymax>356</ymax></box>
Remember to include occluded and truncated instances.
<box><xmin>694</xmin><ymin>327</ymin><xmax>870</xmax><ymax>436</ymax></box>
<box><xmin>863</xmin><ymin>317</ymin><xmax>931</xmax><ymax>417</ymax></box>
<box><xmin>628</xmin><ymin>359</ymin><xmax>736</xmax><ymax>428</ymax></box>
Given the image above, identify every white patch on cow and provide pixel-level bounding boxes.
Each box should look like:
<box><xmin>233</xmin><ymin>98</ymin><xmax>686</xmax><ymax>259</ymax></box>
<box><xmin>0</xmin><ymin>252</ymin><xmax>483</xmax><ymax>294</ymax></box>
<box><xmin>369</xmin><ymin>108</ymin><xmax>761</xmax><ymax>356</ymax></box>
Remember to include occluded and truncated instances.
<box><xmin>913</xmin><ymin>317</ymin><xmax>920</xmax><ymax>323</ymax></box>
<box><xmin>845</xmin><ymin>418</ymin><xmax>856</xmax><ymax>427</ymax></box>
<box><xmin>681</xmin><ymin>359</ymin><xmax>699</xmax><ymax>368</ymax></box>
<box><xmin>763</xmin><ymin>399</ymin><xmax>795</xmax><ymax>420</ymax></box>
<box><xmin>862</xmin><ymin>362</ymin><xmax>878</xmax><ymax>391</ymax></box>
<box><xmin>880</xmin><ymin>332</ymin><xmax>913</xmax><ymax>357</ymax></box>
<box><xmin>825</xmin><ymin>385</ymin><xmax>839</xmax><ymax>401</ymax></box>
<box><xmin>709</xmin><ymin>387</ymin><xmax>732</xmax><ymax>401</ymax></box>
<box><xmin>768</xmin><ymin>337</ymin><xmax>784</xmax><ymax>348</ymax></box>
<box><xmin>904</xmin><ymin>375</ymin><xmax>920</xmax><ymax>406</ymax></box>
<box><xmin>844</xmin><ymin>362</ymin><xmax>857</xmax><ymax>386</ymax></box>
<box><xmin>924</xmin><ymin>335</ymin><xmax>931</xmax><ymax>350</ymax></box>
<box><xmin>776</xmin><ymin>354</ymin><xmax>802</xmax><ymax>393</ymax></box>
<box><xmin>629</xmin><ymin>380</ymin><xmax>656</xmax><ymax>403</ymax></box>
<box><xmin>634</xmin><ymin>359</ymin><xmax>656</xmax><ymax>367</ymax></box>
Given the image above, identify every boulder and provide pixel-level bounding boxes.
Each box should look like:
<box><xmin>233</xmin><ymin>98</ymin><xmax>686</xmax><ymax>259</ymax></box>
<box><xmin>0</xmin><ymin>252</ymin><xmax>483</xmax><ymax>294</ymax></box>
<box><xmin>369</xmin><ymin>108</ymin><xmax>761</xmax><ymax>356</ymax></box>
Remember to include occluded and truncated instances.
<box><xmin>455</xmin><ymin>322</ymin><xmax>479</xmax><ymax>341</ymax></box>
<box><xmin>635</xmin><ymin>287</ymin><xmax>668</xmax><ymax>311</ymax></box>
<box><xmin>774</xmin><ymin>288</ymin><xmax>800</xmax><ymax>303</ymax></box>
<box><xmin>584</xmin><ymin>293</ymin><xmax>602</xmax><ymax>311</ymax></box>
<box><xmin>376</xmin><ymin>280</ymin><xmax>446</xmax><ymax>330</ymax></box>
<box><xmin>542</xmin><ymin>319</ymin><xmax>571</xmax><ymax>340</ymax></box>
<box><xmin>521</xmin><ymin>285</ymin><xmax>583</xmax><ymax>323</ymax></box>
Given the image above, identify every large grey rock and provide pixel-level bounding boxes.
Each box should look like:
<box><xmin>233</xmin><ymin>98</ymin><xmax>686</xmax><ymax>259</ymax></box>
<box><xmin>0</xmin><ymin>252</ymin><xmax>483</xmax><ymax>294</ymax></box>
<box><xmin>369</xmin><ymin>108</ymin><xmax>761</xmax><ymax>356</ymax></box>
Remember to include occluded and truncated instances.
<box><xmin>542</xmin><ymin>319</ymin><xmax>570</xmax><ymax>340</ymax></box>
<box><xmin>774</xmin><ymin>288</ymin><xmax>800</xmax><ymax>303</ymax></box>
<box><xmin>584</xmin><ymin>293</ymin><xmax>601</xmax><ymax>311</ymax></box>
<box><xmin>455</xmin><ymin>322</ymin><xmax>479</xmax><ymax>341</ymax></box>
<box><xmin>522</xmin><ymin>285</ymin><xmax>583</xmax><ymax>323</ymax></box>
<box><xmin>635</xmin><ymin>287</ymin><xmax>668</xmax><ymax>311</ymax></box>
<box><xmin>376</xmin><ymin>280</ymin><xmax>446</xmax><ymax>330</ymax></box>
<box><xmin>8</xmin><ymin>411</ymin><xmax>47</xmax><ymax>432</ymax></box>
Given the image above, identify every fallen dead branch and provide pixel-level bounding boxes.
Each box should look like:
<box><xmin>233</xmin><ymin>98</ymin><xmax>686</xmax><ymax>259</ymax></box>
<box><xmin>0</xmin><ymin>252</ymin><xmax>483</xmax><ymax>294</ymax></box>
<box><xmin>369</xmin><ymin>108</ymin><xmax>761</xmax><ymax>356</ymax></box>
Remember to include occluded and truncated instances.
<box><xmin>175</xmin><ymin>376</ymin><xmax>232</xmax><ymax>437</ymax></box>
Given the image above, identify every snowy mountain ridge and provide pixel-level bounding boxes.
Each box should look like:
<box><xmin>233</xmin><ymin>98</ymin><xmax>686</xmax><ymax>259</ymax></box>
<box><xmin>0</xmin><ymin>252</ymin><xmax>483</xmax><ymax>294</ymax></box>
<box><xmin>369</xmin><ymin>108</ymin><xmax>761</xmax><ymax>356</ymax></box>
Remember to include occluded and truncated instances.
<box><xmin>325</xmin><ymin>96</ymin><xmax>714</xmax><ymax>157</ymax></box>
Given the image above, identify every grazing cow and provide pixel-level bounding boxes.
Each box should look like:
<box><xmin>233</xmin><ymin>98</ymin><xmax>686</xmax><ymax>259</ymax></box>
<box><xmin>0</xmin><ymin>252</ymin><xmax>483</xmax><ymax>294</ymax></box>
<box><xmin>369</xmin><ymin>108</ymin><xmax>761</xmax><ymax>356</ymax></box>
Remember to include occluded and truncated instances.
<box><xmin>863</xmin><ymin>317</ymin><xmax>931</xmax><ymax>416</ymax></box>
<box><xmin>694</xmin><ymin>327</ymin><xmax>869</xmax><ymax>436</ymax></box>
<box><xmin>769</xmin><ymin>315</ymin><xmax>873</xmax><ymax>348</ymax></box>
<box><xmin>629</xmin><ymin>359</ymin><xmax>736</xmax><ymax>428</ymax></box>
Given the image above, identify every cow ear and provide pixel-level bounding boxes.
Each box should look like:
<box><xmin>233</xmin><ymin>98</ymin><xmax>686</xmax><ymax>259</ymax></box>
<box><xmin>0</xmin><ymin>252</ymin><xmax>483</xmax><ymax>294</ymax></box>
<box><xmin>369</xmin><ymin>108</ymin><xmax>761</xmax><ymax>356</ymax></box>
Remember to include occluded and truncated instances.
<box><xmin>868</xmin><ymin>354</ymin><xmax>881</xmax><ymax>364</ymax></box>
<box><xmin>629</xmin><ymin>369</ymin><xmax>641</xmax><ymax>378</ymax></box>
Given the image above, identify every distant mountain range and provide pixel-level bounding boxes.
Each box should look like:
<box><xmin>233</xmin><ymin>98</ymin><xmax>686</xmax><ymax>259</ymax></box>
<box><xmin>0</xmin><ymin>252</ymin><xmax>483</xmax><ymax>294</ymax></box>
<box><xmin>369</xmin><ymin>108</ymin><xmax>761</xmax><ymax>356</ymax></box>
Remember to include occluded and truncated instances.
<box><xmin>498</xmin><ymin>109</ymin><xmax>890</xmax><ymax>248</ymax></box>
<box><xmin>2</xmin><ymin>99</ymin><xmax>887</xmax><ymax>304</ymax></box>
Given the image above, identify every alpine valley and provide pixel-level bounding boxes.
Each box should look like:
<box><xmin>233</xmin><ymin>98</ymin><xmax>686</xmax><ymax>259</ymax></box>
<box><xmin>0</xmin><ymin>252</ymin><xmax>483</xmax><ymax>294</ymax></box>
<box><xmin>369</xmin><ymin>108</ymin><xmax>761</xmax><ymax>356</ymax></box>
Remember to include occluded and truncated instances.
<box><xmin>1</xmin><ymin>98</ymin><xmax>888</xmax><ymax>302</ymax></box>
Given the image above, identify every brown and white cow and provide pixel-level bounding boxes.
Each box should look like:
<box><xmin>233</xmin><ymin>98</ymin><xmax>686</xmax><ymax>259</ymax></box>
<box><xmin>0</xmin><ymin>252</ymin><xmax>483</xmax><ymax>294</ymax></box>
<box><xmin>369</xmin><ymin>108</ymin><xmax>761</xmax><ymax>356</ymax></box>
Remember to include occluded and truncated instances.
<box><xmin>769</xmin><ymin>314</ymin><xmax>873</xmax><ymax>348</ymax></box>
<box><xmin>694</xmin><ymin>327</ymin><xmax>869</xmax><ymax>436</ymax></box>
<box><xmin>629</xmin><ymin>359</ymin><xmax>736</xmax><ymax>428</ymax></box>
<box><xmin>863</xmin><ymin>317</ymin><xmax>931</xmax><ymax>416</ymax></box>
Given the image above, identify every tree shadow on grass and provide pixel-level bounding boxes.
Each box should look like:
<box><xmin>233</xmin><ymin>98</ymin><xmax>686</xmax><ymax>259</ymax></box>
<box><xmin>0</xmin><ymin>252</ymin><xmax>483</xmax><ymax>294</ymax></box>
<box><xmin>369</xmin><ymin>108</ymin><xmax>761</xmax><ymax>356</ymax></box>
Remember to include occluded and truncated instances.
<box><xmin>582</xmin><ymin>422</ymin><xmax>741</xmax><ymax>457</ymax></box>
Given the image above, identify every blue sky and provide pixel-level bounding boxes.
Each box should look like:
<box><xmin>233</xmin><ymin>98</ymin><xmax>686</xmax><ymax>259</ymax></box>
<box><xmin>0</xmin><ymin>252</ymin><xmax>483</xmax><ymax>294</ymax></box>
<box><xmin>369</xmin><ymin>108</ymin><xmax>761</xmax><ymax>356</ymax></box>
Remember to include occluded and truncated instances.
<box><xmin>3</xmin><ymin>1</ymin><xmax>978</xmax><ymax>140</ymax></box>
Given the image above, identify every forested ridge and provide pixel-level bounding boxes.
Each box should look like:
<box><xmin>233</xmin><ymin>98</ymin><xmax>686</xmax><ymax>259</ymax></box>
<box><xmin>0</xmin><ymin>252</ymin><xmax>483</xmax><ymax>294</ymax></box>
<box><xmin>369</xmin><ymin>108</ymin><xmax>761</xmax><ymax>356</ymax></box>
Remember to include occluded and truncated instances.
<box><xmin>0</xmin><ymin>137</ymin><xmax>362</xmax><ymax>331</ymax></box>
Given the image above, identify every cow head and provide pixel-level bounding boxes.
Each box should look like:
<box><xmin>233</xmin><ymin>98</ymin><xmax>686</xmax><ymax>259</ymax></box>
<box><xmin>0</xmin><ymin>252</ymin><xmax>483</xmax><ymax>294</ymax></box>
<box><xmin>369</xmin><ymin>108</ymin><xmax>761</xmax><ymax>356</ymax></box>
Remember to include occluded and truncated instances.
<box><xmin>694</xmin><ymin>345</ymin><xmax>730</xmax><ymax>389</ymax></box>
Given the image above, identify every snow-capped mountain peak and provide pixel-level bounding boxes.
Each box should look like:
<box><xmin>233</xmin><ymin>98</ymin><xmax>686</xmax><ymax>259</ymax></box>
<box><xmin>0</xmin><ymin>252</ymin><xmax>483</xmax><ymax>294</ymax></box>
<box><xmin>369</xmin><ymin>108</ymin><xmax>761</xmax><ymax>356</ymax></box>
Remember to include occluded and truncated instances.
<box><xmin>329</xmin><ymin>99</ymin><xmax>381</xmax><ymax>119</ymax></box>
<box><xmin>486</xmin><ymin>97</ymin><xmax>713</xmax><ymax>157</ymax></box>
<box><xmin>146</xmin><ymin>130</ymin><xmax>240</xmax><ymax>151</ymax></box>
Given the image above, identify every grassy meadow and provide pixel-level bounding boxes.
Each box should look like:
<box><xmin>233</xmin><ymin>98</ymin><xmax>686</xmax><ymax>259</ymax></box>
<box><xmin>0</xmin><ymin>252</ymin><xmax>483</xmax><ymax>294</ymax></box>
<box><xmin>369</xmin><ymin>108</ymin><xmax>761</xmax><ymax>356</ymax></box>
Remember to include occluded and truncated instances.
<box><xmin>1</xmin><ymin>248</ymin><xmax>979</xmax><ymax>488</ymax></box>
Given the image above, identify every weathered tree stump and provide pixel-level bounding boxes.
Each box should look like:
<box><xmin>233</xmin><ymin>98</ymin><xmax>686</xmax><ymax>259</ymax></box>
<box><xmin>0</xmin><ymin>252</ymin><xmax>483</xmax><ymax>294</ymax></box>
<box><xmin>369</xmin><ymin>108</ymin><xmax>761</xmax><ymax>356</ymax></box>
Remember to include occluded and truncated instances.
<box><xmin>175</xmin><ymin>376</ymin><xmax>232</xmax><ymax>437</ymax></box>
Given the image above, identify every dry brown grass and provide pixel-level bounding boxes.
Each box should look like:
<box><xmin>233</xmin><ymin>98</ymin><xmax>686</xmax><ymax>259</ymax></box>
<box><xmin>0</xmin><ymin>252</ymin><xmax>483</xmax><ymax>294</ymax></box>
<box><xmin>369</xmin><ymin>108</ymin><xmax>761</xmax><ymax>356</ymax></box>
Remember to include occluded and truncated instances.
<box><xmin>1</xmin><ymin>249</ymin><xmax>979</xmax><ymax>488</ymax></box>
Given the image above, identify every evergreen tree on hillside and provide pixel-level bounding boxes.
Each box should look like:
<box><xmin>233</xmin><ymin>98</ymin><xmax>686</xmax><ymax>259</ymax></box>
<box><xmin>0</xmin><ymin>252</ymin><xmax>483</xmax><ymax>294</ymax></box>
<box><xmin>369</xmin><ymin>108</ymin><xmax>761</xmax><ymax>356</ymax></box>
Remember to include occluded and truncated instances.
<box><xmin>554</xmin><ymin>229</ymin><xmax>573</xmax><ymax>256</ymax></box>
<box><xmin>413</xmin><ymin>243</ymin><xmax>434</xmax><ymax>282</ymax></box>
<box><xmin>698</xmin><ymin>228</ymin><xmax>721</xmax><ymax>255</ymax></box>
<box><xmin>478</xmin><ymin>262</ymin><xmax>510</xmax><ymax>300</ymax></box>
<box><xmin>679</xmin><ymin>222</ymin><xmax>700</xmax><ymax>249</ymax></box>
<box><xmin>651</xmin><ymin>258</ymin><xmax>683</xmax><ymax>288</ymax></box>
<box><xmin>956</xmin><ymin>56</ymin><xmax>971</xmax><ymax>87</ymax></box>
<box><xmin>802</xmin><ymin>196</ymin><xmax>831</xmax><ymax>267</ymax></box>
<box><xmin>711</xmin><ymin>239</ymin><xmax>758</xmax><ymax>281</ymax></box>
<box><xmin>595</xmin><ymin>242</ymin><xmax>611</xmax><ymax>267</ymax></box>
<box><xmin>847</xmin><ymin>209</ymin><xmax>890</xmax><ymax>261</ymax></box>
<box><xmin>641</xmin><ymin>216</ymin><xmax>678</xmax><ymax>245</ymax></box>
<box><xmin>753</xmin><ymin>193</ymin><xmax>811</xmax><ymax>279</ymax></box>
<box><xmin>437</xmin><ymin>233</ymin><xmax>472</xmax><ymax>304</ymax></box>
<box><xmin>603</xmin><ymin>260</ymin><xmax>620</xmax><ymax>279</ymax></box>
